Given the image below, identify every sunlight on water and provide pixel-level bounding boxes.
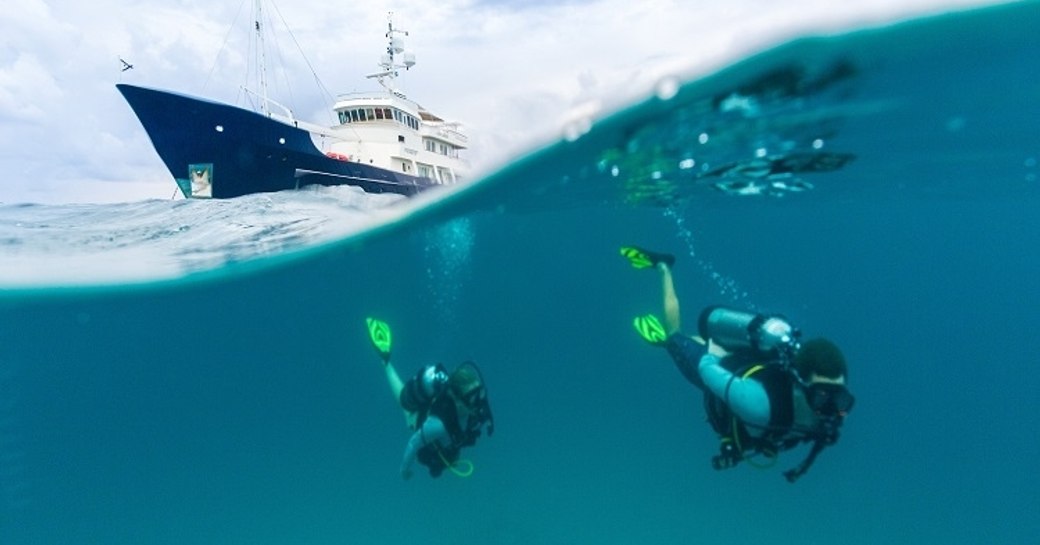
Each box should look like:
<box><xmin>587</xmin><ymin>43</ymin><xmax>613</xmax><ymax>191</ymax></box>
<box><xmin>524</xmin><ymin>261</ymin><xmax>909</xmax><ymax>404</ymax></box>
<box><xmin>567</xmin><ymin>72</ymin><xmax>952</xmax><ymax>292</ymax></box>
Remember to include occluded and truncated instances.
<box><xmin>0</xmin><ymin>185</ymin><xmax>408</xmax><ymax>286</ymax></box>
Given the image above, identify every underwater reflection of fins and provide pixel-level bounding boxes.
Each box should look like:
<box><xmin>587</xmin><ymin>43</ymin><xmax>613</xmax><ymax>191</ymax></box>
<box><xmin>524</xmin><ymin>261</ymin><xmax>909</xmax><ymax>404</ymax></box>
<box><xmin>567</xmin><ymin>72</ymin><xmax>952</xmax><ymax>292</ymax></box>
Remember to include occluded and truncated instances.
<box><xmin>633</xmin><ymin>314</ymin><xmax>668</xmax><ymax>345</ymax></box>
<box><xmin>620</xmin><ymin>246</ymin><xmax>675</xmax><ymax>269</ymax></box>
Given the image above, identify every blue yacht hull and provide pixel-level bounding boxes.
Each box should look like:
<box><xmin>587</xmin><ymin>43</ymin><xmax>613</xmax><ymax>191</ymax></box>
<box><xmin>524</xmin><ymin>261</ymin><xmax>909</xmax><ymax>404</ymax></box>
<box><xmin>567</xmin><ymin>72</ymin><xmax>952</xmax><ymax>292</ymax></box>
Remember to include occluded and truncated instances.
<box><xmin>117</xmin><ymin>84</ymin><xmax>433</xmax><ymax>199</ymax></box>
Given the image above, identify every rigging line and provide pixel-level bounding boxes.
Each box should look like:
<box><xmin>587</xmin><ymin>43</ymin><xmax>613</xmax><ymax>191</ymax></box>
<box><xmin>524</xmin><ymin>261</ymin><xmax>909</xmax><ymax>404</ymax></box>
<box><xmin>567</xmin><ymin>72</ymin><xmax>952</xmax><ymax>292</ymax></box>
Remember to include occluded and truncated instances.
<box><xmin>268</xmin><ymin>0</ymin><xmax>338</xmax><ymax>123</ymax></box>
<box><xmin>262</xmin><ymin>2</ymin><xmax>297</xmax><ymax>117</ymax></box>
<box><xmin>202</xmin><ymin>0</ymin><xmax>251</xmax><ymax>95</ymax></box>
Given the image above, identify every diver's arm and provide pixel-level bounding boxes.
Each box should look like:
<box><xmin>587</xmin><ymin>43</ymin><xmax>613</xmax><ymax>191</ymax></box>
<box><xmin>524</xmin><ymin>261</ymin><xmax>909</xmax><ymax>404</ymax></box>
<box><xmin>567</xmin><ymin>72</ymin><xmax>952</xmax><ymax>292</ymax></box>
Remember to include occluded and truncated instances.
<box><xmin>400</xmin><ymin>415</ymin><xmax>449</xmax><ymax>479</ymax></box>
<box><xmin>698</xmin><ymin>352</ymin><xmax>771</xmax><ymax>427</ymax></box>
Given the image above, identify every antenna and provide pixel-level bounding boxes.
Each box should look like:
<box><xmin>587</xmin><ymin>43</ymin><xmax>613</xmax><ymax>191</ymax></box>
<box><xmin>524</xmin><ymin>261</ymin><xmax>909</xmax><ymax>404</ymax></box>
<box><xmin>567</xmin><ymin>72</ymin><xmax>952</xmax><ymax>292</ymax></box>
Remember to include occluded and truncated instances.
<box><xmin>366</xmin><ymin>12</ymin><xmax>416</xmax><ymax>95</ymax></box>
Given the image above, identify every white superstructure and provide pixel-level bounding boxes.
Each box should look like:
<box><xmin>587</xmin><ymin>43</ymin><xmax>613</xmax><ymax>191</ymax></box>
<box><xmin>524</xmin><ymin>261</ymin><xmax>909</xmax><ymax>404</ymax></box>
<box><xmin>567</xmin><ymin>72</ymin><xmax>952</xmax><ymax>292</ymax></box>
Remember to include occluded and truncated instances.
<box><xmin>326</xmin><ymin>14</ymin><xmax>468</xmax><ymax>185</ymax></box>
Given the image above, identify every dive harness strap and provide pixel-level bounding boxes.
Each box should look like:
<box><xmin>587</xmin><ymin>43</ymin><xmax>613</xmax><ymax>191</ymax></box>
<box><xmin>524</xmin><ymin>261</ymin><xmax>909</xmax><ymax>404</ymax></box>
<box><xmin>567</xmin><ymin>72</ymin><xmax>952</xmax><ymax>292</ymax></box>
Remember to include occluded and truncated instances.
<box><xmin>716</xmin><ymin>363</ymin><xmax>833</xmax><ymax>483</ymax></box>
<box><xmin>717</xmin><ymin>420</ymin><xmax>828</xmax><ymax>482</ymax></box>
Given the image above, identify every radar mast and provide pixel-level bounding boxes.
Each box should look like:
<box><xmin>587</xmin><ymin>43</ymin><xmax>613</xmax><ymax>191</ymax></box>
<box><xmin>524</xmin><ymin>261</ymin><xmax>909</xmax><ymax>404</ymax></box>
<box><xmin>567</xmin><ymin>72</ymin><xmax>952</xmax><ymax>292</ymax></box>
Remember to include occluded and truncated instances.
<box><xmin>366</xmin><ymin>12</ymin><xmax>416</xmax><ymax>98</ymax></box>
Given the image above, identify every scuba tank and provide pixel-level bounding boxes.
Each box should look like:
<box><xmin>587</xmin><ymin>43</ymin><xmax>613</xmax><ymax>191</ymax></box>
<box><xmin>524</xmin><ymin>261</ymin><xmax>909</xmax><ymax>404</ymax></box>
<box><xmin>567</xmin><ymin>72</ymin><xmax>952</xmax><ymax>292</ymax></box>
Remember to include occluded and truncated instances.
<box><xmin>697</xmin><ymin>305</ymin><xmax>800</xmax><ymax>361</ymax></box>
<box><xmin>400</xmin><ymin>364</ymin><xmax>449</xmax><ymax>412</ymax></box>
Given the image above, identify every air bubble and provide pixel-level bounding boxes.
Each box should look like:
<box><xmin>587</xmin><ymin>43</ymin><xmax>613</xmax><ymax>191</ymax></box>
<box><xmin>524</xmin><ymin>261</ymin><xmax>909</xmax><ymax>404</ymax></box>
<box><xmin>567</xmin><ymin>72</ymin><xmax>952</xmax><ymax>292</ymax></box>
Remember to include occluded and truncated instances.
<box><xmin>655</xmin><ymin>76</ymin><xmax>680</xmax><ymax>100</ymax></box>
<box><xmin>563</xmin><ymin>118</ymin><xmax>592</xmax><ymax>142</ymax></box>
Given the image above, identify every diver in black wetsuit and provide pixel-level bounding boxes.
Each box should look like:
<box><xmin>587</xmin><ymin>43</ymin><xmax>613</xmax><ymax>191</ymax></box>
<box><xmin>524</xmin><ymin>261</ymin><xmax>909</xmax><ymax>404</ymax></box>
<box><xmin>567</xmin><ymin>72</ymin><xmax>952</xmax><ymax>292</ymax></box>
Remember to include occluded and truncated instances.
<box><xmin>621</xmin><ymin>246</ymin><xmax>854</xmax><ymax>482</ymax></box>
<box><xmin>366</xmin><ymin>318</ymin><xmax>494</xmax><ymax>479</ymax></box>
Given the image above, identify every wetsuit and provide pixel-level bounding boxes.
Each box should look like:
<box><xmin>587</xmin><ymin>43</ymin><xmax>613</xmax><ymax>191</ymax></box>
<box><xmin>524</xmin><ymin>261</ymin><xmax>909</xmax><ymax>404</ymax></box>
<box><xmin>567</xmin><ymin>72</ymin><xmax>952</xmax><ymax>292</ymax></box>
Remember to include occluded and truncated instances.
<box><xmin>399</xmin><ymin>377</ymin><xmax>479</xmax><ymax>477</ymax></box>
<box><xmin>666</xmin><ymin>332</ymin><xmax>848</xmax><ymax>482</ymax></box>
<box><xmin>666</xmin><ymin>333</ymin><xmax>791</xmax><ymax>435</ymax></box>
<box><xmin>397</xmin><ymin>363</ymin><xmax>493</xmax><ymax>478</ymax></box>
<box><xmin>400</xmin><ymin>415</ymin><xmax>452</xmax><ymax>476</ymax></box>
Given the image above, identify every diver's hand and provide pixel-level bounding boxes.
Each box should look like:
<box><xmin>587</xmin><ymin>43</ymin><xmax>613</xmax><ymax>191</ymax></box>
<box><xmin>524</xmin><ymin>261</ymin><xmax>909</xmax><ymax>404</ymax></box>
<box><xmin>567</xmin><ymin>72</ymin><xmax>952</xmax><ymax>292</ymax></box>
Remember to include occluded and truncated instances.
<box><xmin>707</xmin><ymin>338</ymin><xmax>730</xmax><ymax>358</ymax></box>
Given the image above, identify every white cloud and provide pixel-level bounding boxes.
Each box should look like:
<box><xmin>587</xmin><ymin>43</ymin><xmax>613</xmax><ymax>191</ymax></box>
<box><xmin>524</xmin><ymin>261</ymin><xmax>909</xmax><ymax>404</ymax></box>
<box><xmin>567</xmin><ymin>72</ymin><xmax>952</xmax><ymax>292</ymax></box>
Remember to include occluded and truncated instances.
<box><xmin>0</xmin><ymin>53</ymin><xmax>62</xmax><ymax>123</ymax></box>
<box><xmin>0</xmin><ymin>0</ymin><xmax>1003</xmax><ymax>204</ymax></box>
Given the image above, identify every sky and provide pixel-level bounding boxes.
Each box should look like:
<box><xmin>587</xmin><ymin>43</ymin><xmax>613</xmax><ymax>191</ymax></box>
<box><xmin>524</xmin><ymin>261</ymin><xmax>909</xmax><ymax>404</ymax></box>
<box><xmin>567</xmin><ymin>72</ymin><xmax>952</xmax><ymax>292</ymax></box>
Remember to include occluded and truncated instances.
<box><xmin>0</xmin><ymin>0</ymin><xmax>1003</xmax><ymax>205</ymax></box>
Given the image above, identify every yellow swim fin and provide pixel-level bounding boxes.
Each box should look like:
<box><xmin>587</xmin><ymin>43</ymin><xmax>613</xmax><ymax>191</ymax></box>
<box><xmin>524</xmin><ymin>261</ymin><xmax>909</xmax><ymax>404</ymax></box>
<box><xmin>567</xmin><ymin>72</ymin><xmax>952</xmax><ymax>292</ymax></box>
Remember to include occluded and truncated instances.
<box><xmin>633</xmin><ymin>314</ymin><xmax>668</xmax><ymax>345</ymax></box>
<box><xmin>620</xmin><ymin>246</ymin><xmax>675</xmax><ymax>269</ymax></box>
<box><xmin>365</xmin><ymin>317</ymin><xmax>392</xmax><ymax>363</ymax></box>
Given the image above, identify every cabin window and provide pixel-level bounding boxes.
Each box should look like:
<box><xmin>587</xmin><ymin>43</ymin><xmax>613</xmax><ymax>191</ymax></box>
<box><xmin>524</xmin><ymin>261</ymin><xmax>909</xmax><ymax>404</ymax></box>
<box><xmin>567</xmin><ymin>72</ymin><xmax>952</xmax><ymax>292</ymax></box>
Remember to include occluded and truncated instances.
<box><xmin>401</xmin><ymin>114</ymin><xmax>417</xmax><ymax>130</ymax></box>
<box><xmin>425</xmin><ymin>139</ymin><xmax>435</xmax><ymax>152</ymax></box>
<box><xmin>398</xmin><ymin>135</ymin><xmax>405</xmax><ymax>143</ymax></box>
<box><xmin>375</xmin><ymin>109</ymin><xmax>384</xmax><ymax>120</ymax></box>
<box><xmin>350</xmin><ymin>110</ymin><xmax>359</xmax><ymax>122</ymax></box>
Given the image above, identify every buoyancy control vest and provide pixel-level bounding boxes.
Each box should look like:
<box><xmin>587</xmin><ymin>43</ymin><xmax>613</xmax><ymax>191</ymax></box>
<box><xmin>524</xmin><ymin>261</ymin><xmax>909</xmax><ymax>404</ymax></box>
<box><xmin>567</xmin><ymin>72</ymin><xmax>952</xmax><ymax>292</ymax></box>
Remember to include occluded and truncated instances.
<box><xmin>705</xmin><ymin>356</ymin><xmax>838</xmax><ymax>482</ymax></box>
<box><xmin>407</xmin><ymin>361</ymin><xmax>495</xmax><ymax>477</ymax></box>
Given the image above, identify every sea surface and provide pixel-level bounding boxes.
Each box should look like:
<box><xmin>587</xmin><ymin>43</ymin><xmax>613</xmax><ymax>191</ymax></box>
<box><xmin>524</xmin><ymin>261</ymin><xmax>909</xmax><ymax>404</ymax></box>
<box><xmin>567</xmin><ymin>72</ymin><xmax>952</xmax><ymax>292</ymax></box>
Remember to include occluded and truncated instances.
<box><xmin>2</xmin><ymin>2</ymin><xmax>1039</xmax><ymax>544</ymax></box>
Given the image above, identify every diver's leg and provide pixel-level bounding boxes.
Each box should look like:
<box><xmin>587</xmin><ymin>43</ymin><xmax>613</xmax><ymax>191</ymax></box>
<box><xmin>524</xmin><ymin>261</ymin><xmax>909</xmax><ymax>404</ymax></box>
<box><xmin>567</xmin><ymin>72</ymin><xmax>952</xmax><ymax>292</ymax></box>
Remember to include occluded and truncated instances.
<box><xmin>665</xmin><ymin>334</ymin><xmax>706</xmax><ymax>391</ymax></box>
<box><xmin>660</xmin><ymin>263</ymin><xmax>681</xmax><ymax>334</ymax></box>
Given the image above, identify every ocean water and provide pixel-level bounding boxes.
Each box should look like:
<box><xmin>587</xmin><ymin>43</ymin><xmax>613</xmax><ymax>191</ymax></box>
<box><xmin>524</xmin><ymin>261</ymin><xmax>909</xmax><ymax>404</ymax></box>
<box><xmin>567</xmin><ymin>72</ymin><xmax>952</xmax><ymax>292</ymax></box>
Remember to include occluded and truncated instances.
<box><xmin>2</xmin><ymin>2</ymin><xmax>1040</xmax><ymax>544</ymax></box>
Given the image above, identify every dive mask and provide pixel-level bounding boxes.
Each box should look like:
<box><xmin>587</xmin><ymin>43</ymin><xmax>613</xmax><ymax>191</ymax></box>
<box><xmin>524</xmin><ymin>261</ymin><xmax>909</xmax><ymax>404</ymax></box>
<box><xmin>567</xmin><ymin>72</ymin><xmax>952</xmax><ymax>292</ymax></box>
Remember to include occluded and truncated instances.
<box><xmin>808</xmin><ymin>383</ymin><xmax>855</xmax><ymax>417</ymax></box>
<box><xmin>459</xmin><ymin>385</ymin><xmax>485</xmax><ymax>407</ymax></box>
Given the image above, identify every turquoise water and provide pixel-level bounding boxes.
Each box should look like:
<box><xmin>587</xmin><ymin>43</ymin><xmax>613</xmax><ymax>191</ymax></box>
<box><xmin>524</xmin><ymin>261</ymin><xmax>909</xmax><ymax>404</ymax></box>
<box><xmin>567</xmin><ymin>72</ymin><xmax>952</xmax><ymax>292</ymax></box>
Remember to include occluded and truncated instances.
<box><xmin>3</xmin><ymin>2</ymin><xmax>1040</xmax><ymax>543</ymax></box>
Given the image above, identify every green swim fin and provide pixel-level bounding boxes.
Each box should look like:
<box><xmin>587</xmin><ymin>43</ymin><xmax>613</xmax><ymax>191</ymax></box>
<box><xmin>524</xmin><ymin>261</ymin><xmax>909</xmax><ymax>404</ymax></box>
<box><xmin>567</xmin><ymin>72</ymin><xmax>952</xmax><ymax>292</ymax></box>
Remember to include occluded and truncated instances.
<box><xmin>366</xmin><ymin>317</ymin><xmax>392</xmax><ymax>363</ymax></box>
<box><xmin>620</xmin><ymin>246</ymin><xmax>675</xmax><ymax>269</ymax></box>
<box><xmin>633</xmin><ymin>314</ymin><xmax>668</xmax><ymax>345</ymax></box>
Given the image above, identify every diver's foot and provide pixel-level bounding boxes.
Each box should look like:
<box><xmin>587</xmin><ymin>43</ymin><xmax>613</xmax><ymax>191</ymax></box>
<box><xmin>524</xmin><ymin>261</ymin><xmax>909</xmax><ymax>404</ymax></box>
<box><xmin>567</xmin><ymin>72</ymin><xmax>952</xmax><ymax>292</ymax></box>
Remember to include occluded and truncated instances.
<box><xmin>620</xmin><ymin>246</ymin><xmax>675</xmax><ymax>270</ymax></box>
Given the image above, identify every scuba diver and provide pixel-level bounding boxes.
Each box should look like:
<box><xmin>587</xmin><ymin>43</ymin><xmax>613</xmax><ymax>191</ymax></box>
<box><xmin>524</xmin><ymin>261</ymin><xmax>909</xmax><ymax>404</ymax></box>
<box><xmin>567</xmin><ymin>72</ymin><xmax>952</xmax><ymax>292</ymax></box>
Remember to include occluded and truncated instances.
<box><xmin>620</xmin><ymin>246</ymin><xmax>855</xmax><ymax>483</ymax></box>
<box><xmin>365</xmin><ymin>318</ymin><xmax>495</xmax><ymax>480</ymax></box>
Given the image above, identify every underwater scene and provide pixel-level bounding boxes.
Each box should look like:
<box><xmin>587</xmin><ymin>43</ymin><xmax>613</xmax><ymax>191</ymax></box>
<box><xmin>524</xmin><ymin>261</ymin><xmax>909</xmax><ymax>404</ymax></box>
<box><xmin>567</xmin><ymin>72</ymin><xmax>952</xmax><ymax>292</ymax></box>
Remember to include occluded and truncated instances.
<box><xmin>2</xmin><ymin>2</ymin><xmax>1039</xmax><ymax>544</ymax></box>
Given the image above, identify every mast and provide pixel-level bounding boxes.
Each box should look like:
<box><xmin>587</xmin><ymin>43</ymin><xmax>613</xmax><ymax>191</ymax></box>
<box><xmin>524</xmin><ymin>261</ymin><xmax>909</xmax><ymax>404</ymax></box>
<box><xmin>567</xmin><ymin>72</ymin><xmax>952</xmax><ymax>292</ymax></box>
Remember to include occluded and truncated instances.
<box><xmin>255</xmin><ymin>0</ymin><xmax>270</xmax><ymax>116</ymax></box>
<box><xmin>366</xmin><ymin>12</ymin><xmax>415</xmax><ymax>97</ymax></box>
<box><xmin>239</xmin><ymin>0</ymin><xmax>294</xmax><ymax>121</ymax></box>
